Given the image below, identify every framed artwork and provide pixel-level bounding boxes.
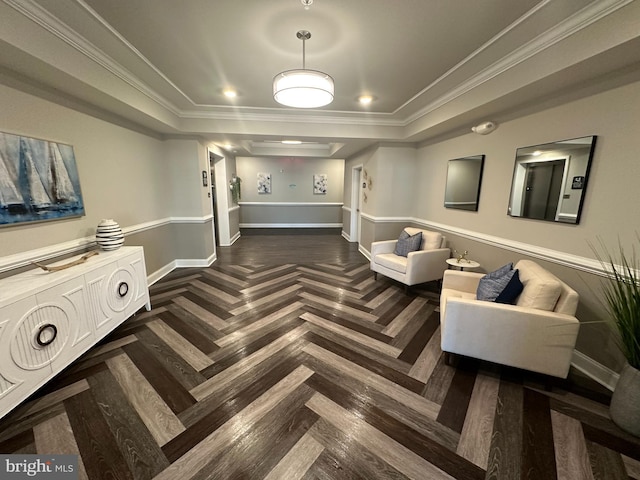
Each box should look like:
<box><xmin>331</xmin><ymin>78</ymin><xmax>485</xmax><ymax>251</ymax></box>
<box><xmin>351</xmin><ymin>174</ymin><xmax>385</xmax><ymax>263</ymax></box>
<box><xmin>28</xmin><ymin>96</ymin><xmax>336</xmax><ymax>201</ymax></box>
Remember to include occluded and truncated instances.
<box><xmin>0</xmin><ymin>131</ymin><xmax>85</xmax><ymax>226</ymax></box>
<box><xmin>571</xmin><ymin>176</ymin><xmax>585</xmax><ymax>190</ymax></box>
<box><xmin>257</xmin><ymin>172</ymin><xmax>271</xmax><ymax>194</ymax></box>
<box><xmin>313</xmin><ymin>173</ymin><xmax>327</xmax><ymax>194</ymax></box>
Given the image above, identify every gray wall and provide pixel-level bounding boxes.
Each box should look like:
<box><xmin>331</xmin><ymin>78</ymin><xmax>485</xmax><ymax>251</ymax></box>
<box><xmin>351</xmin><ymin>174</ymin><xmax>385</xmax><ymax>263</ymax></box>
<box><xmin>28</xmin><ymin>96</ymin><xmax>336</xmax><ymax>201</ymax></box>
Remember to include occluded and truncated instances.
<box><xmin>343</xmin><ymin>79</ymin><xmax>640</xmax><ymax>374</ymax></box>
<box><xmin>0</xmin><ymin>83</ymin><xmax>215</xmax><ymax>277</ymax></box>
<box><xmin>237</xmin><ymin>156</ymin><xmax>344</xmax><ymax>228</ymax></box>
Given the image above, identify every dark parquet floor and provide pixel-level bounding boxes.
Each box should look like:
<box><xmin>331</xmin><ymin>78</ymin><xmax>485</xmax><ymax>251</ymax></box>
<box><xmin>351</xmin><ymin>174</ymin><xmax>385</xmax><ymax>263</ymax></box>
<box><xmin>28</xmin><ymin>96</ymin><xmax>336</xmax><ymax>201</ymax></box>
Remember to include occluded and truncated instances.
<box><xmin>1</xmin><ymin>231</ymin><xmax>639</xmax><ymax>479</ymax></box>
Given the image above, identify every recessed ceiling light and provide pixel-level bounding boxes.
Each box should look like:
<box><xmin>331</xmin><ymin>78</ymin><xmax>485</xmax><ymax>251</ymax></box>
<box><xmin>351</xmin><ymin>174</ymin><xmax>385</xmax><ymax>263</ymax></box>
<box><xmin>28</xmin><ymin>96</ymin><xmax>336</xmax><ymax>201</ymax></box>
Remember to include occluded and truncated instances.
<box><xmin>282</xmin><ymin>140</ymin><xmax>302</xmax><ymax>145</ymax></box>
<box><xmin>223</xmin><ymin>89</ymin><xmax>237</xmax><ymax>98</ymax></box>
<box><xmin>359</xmin><ymin>95</ymin><xmax>373</xmax><ymax>105</ymax></box>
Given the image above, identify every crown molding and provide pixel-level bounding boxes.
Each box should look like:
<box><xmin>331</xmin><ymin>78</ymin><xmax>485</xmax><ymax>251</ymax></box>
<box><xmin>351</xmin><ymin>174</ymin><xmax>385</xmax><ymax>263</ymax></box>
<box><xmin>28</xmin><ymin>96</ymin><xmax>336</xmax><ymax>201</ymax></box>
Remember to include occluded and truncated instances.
<box><xmin>4</xmin><ymin>0</ymin><xmax>633</xmax><ymax>130</ymax></box>
<box><xmin>403</xmin><ymin>0</ymin><xmax>634</xmax><ymax>125</ymax></box>
<box><xmin>3</xmin><ymin>0</ymin><xmax>183</xmax><ymax>117</ymax></box>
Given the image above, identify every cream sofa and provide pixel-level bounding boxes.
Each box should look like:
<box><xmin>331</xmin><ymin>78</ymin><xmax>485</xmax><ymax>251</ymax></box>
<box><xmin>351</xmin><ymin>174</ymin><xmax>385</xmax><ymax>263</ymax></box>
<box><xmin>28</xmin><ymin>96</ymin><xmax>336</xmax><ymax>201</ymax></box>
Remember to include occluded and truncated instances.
<box><xmin>440</xmin><ymin>259</ymin><xmax>580</xmax><ymax>378</ymax></box>
<box><xmin>370</xmin><ymin>227</ymin><xmax>450</xmax><ymax>288</ymax></box>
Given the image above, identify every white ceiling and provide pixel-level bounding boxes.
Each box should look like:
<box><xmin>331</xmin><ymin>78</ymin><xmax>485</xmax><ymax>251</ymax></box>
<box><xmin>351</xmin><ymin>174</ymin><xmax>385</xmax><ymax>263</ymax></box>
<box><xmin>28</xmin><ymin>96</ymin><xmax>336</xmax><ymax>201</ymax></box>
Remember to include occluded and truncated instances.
<box><xmin>1</xmin><ymin>0</ymin><xmax>640</xmax><ymax>158</ymax></box>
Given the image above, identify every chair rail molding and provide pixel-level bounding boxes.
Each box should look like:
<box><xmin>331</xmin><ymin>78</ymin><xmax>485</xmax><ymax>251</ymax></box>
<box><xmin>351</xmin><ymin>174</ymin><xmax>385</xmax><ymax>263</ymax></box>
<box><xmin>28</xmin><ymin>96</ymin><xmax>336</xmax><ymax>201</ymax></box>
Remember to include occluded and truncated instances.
<box><xmin>360</xmin><ymin>213</ymin><xmax>606</xmax><ymax>277</ymax></box>
<box><xmin>0</xmin><ymin>216</ymin><xmax>213</xmax><ymax>274</ymax></box>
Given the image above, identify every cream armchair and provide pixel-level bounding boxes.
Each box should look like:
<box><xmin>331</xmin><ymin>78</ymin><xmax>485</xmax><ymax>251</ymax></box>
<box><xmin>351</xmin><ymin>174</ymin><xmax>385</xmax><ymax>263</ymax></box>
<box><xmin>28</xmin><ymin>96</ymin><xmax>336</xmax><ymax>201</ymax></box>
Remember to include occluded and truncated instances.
<box><xmin>440</xmin><ymin>259</ymin><xmax>580</xmax><ymax>378</ymax></box>
<box><xmin>370</xmin><ymin>227</ymin><xmax>450</xmax><ymax>289</ymax></box>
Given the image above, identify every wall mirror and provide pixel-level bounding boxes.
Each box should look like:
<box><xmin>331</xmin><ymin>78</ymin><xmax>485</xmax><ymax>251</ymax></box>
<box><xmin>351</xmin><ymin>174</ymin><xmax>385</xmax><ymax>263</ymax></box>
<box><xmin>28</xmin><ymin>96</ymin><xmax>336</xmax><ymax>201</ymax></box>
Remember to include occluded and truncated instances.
<box><xmin>507</xmin><ymin>135</ymin><xmax>597</xmax><ymax>224</ymax></box>
<box><xmin>444</xmin><ymin>155</ymin><xmax>485</xmax><ymax>211</ymax></box>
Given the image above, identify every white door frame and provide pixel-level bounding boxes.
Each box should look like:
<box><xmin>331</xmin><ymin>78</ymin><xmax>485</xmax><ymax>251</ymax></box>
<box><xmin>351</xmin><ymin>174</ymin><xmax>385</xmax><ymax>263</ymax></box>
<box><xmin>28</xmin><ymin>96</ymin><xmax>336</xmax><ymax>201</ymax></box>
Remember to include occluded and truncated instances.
<box><xmin>208</xmin><ymin>148</ymin><xmax>231</xmax><ymax>246</ymax></box>
<box><xmin>350</xmin><ymin>165</ymin><xmax>363</xmax><ymax>244</ymax></box>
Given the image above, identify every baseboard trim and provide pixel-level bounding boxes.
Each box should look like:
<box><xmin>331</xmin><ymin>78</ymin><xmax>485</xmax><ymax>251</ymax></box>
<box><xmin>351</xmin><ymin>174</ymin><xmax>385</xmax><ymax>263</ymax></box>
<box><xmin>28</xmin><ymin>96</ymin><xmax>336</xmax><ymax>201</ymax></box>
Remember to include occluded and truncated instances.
<box><xmin>220</xmin><ymin>231</ymin><xmax>241</xmax><ymax>246</ymax></box>
<box><xmin>341</xmin><ymin>231</ymin><xmax>351</xmax><ymax>242</ymax></box>
<box><xmin>571</xmin><ymin>350</ymin><xmax>619</xmax><ymax>392</ymax></box>
<box><xmin>147</xmin><ymin>252</ymin><xmax>216</xmax><ymax>285</ymax></box>
<box><xmin>359</xmin><ymin>245</ymin><xmax>372</xmax><ymax>261</ymax></box>
<box><xmin>147</xmin><ymin>261</ymin><xmax>177</xmax><ymax>286</ymax></box>
<box><xmin>239</xmin><ymin>223</ymin><xmax>343</xmax><ymax>228</ymax></box>
<box><xmin>238</xmin><ymin>202</ymin><xmax>343</xmax><ymax>207</ymax></box>
<box><xmin>175</xmin><ymin>252</ymin><xmax>217</xmax><ymax>269</ymax></box>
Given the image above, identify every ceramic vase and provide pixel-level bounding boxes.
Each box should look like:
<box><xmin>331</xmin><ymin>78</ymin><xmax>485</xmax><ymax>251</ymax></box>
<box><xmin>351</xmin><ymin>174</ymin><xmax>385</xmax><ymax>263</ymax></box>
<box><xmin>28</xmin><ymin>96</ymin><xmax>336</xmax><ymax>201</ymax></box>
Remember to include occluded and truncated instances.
<box><xmin>610</xmin><ymin>363</ymin><xmax>640</xmax><ymax>437</ymax></box>
<box><xmin>96</xmin><ymin>219</ymin><xmax>124</xmax><ymax>251</ymax></box>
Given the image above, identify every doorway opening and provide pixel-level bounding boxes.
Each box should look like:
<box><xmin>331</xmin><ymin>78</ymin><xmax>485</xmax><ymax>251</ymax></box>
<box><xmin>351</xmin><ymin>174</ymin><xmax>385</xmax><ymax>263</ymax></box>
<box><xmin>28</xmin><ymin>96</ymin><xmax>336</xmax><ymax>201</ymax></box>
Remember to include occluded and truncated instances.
<box><xmin>209</xmin><ymin>150</ymin><xmax>221</xmax><ymax>246</ymax></box>
<box><xmin>350</xmin><ymin>165</ymin><xmax>363</xmax><ymax>244</ymax></box>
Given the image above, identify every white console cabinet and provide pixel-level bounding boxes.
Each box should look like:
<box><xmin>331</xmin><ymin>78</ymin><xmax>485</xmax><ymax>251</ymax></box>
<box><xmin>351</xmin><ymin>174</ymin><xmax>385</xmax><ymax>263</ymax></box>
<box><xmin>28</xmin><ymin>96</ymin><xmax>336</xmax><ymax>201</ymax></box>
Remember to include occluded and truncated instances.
<box><xmin>0</xmin><ymin>246</ymin><xmax>150</xmax><ymax>419</ymax></box>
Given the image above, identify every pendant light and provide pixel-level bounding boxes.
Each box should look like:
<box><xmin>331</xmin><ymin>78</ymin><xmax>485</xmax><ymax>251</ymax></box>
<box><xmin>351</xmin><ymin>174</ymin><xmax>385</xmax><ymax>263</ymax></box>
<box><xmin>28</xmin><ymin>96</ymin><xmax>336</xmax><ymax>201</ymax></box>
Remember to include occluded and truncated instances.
<box><xmin>273</xmin><ymin>30</ymin><xmax>334</xmax><ymax>108</ymax></box>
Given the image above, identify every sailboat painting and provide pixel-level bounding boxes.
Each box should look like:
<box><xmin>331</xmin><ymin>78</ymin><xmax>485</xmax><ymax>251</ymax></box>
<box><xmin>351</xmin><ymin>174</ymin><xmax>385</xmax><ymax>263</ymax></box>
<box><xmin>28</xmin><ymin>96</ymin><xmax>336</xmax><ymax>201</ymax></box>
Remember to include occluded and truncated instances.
<box><xmin>0</xmin><ymin>131</ymin><xmax>84</xmax><ymax>226</ymax></box>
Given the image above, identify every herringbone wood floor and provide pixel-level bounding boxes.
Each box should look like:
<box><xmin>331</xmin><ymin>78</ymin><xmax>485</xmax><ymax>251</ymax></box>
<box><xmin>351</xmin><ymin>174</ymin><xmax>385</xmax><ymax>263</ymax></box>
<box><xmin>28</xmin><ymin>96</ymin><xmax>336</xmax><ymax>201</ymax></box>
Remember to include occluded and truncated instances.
<box><xmin>1</xmin><ymin>233</ymin><xmax>639</xmax><ymax>479</ymax></box>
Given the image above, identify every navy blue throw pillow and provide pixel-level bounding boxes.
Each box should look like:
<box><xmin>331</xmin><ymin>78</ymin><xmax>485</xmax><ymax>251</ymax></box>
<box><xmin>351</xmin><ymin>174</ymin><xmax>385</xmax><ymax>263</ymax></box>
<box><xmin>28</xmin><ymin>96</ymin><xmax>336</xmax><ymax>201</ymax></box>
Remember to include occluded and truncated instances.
<box><xmin>495</xmin><ymin>269</ymin><xmax>524</xmax><ymax>304</ymax></box>
<box><xmin>476</xmin><ymin>263</ymin><xmax>514</xmax><ymax>302</ymax></box>
<box><xmin>394</xmin><ymin>230</ymin><xmax>422</xmax><ymax>257</ymax></box>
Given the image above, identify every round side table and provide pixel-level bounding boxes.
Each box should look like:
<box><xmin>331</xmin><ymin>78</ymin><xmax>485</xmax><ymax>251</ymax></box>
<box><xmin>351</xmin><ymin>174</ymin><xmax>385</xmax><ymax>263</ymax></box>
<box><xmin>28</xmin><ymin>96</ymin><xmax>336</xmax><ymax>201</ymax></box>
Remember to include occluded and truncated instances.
<box><xmin>446</xmin><ymin>258</ymin><xmax>480</xmax><ymax>271</ymax></box>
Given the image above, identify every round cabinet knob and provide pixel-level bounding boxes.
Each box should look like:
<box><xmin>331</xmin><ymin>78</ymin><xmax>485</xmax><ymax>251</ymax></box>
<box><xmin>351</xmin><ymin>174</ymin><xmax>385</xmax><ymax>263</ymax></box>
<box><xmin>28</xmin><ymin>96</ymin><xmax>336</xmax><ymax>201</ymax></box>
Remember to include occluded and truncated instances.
<box><xmin>36</xmin><ymin>323</ymin><xmax>58</xmax><ymax>347</ymax></box>
<box><xmin>118</xmin><ymin>281</ymin><xmax>129</xmax><ymax>298</ymax></box>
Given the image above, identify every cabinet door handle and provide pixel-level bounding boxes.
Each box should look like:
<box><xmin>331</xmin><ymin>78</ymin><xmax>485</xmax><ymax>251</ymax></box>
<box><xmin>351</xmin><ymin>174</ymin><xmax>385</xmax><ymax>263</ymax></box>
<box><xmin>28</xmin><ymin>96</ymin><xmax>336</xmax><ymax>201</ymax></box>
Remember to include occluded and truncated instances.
<box><xmin>118</xmin><ymin>281</ymin><xmax>129</xmax><ymax>298</ymax></box>
<box><xmin>36</xmin><ymin>323</ymin><xmax>58</xmax><ymax>347</ymax></box>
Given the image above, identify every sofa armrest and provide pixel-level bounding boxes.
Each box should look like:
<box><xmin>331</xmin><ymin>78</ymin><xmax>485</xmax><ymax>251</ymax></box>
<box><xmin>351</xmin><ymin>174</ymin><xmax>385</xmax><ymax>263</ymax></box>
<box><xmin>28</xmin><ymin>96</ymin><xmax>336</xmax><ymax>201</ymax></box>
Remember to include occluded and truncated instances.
<box><xmin>371</xmin><ymin>240</ymin><xmax>397</xmax><ymax>256</ymax></box>
<box><xmin>441</xmin><ymin>297</ymin><xmax>580</xmax><ymax>378</ymax></box>
<box><xmin>441</xmin><ymin>269</ymin><xmax>484</xmax><ymax>294</ymax></box>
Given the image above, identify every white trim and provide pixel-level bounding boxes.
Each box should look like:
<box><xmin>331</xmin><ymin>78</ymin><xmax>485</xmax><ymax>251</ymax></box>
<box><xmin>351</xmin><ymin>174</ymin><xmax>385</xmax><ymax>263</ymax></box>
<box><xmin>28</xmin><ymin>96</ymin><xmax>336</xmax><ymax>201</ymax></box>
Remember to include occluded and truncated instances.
<box><xmin>238</xmin><ymin>202</ymin><xmax>344</xmax><ymax>207</ymax></box>
<box><xmin>8</xmin><ymin>0</ymin><xmax>630</xmax><ymax>128</ymax></box>
<box><xmin>359</xmin><ymin>245</ymin><xmax>372</xmax><ymax>261</ymax></box>
<box><xmin>147</xmin><ymin>252</ymin><xmax>217</xmax><ymax>285</ymax></box>
<box><xmin>571</xmin><ymin>350</ymin><xmax>619</xmax><ymax>391</ymax></box>
<box><xmin>360</xmin><ymin>212</ymin><xmax>409</xmax><ymax>224</ymax></box>
<box><xmin>4</xmin><ymin>0</ymin><xmax>183</xmax><ymax>116</ymax></box>
<box><xmin>403</xmin><ymin>0</ymin><xmax>634</xmax><ymax>124</ymax></box>
<box><xmin>147</xmin><ymin>261</ymin><xmax>177</xmax><ymax>286</ymax></box>
<box><xmin>240</xmin><ymin>223</ymin><xmax>342</xmax><ymax>229</ymax></box>
<box><xmin>228</xmin><ymin>205</ymin><xmax>240</xmax><ymax>213</ymax></box>
<box><xmin>0</xmin><ymin>216</ymin><xmax>214</xmax><ymax>273</ymax></box>
<box><xmin>341</xmin><ymin>231</ymin><xmax>351</xmax><ymax>242</ymax></box>
<box><xmin>175</xmin><ymin>252</ymin><xmax>216</xmax><ymax>268</ymax></box>
<box><xmin>342</xmin><ymin>206</ymin><xmax>352</xmax><ymax>212</ymax></box>
<box><xmin>360</xmin><ymin>213</ymin><xmax>608</xmax><ymax>277</ymax></box>
<box><xmin>220</xmin><ymin>231</ymin><xmax>241</xmax><ymax>246</ymax></box>
<box><xmin>122</xmin><ymin>217</ymin><xmax>171</xmax><ymax>234</ymax></box>
<box><xmin>171</xmin><ymin>215</ymin><xmax>213</xmax><ymax>223</ymax></box>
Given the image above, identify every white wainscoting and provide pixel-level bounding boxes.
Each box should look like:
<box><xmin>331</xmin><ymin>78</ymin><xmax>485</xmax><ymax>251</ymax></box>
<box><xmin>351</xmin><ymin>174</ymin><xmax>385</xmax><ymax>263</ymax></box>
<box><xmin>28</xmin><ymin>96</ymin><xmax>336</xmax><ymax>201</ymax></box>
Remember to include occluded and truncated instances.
<box><xmin>0</xmin><ymin>215</ymin><xmax>214</xmax><ymax>274</ymax></box>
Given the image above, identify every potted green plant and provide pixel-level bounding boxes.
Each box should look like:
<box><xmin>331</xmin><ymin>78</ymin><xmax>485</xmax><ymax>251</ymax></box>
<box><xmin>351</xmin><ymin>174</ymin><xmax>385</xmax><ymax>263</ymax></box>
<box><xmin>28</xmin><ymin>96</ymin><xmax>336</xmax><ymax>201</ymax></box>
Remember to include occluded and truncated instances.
<box><xmin>593</xmin><ymin>236</ymin><xmax>640</xmax><ymax>437</ymax></box>
<box><xmin>229</xmin><ymin>175</ymin><xmax>242</xmax><ymax>204</ymax></box>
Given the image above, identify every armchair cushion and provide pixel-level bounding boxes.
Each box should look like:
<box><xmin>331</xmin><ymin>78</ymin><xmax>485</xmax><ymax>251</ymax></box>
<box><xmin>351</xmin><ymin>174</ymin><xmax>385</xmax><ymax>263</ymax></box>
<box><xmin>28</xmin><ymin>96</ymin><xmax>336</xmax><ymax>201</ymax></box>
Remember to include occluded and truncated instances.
<box><xmin>375</xmin><ymin>253</ymin><xmax>408</xmax><ymax>273</ymax></box>
<box><xmin>393</xmin><ymin>230</ymin><xmax>422</xmax><ymax>257</ymax></box>
<box><xmin>515</xmin><ymin>260</ymin><xmax>562</xmax><ymax>311</ymax></box>
<box><xmin>405</xmin><ymin>227</ymin><xmax>443</xmax><ymax>250</ymax></box>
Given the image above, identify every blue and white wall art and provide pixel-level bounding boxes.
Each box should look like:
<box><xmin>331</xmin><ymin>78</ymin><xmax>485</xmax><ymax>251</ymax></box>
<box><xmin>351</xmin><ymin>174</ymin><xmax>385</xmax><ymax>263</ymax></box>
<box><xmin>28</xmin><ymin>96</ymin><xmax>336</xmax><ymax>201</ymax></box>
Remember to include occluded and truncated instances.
<box><xmin>0</xmin><ymin>132</ymin><xmax>85</xmax><ymax>226</ymax></box>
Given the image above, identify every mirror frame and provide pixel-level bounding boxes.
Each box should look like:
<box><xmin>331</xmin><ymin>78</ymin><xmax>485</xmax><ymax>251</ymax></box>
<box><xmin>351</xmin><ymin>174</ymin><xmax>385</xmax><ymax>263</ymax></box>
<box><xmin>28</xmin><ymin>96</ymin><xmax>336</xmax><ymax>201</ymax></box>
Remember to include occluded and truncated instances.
<box><xmin>507</xmin><ymin>135</ymin><xmax>597</xmax><ymax>224</ymax></box>
<box><xmin>444</xmin><ymin>154</ymin><xmax>485</xmax><ymax>212</ymax></box>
